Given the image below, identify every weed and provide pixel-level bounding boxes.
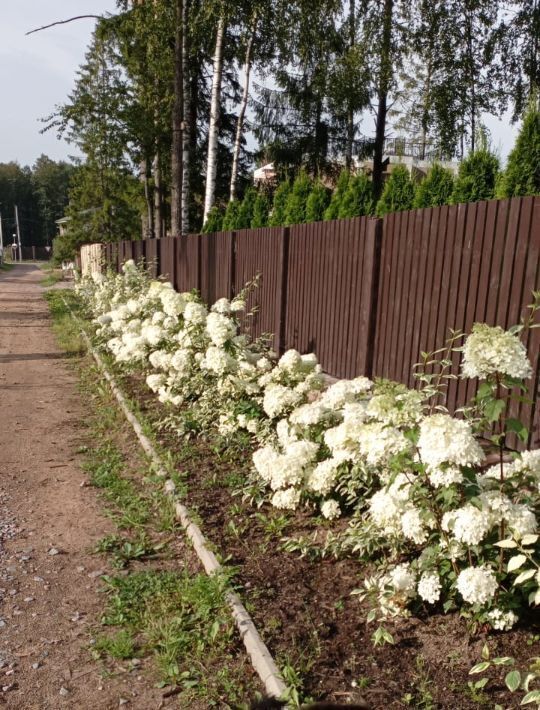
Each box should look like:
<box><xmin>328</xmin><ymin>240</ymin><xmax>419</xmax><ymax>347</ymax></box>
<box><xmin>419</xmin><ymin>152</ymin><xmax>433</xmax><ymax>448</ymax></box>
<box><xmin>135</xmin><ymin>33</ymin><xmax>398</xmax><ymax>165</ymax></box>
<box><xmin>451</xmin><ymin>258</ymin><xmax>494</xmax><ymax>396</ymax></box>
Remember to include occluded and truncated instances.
<box><xmin>92</xmin><ymin>630</ymin><xmax>136</xmax><ymax>660</ymax></box>
<box><xmin>94</xmin><ymin>532</ymin><xmax>167</xmax><ymax>568</ymax></box>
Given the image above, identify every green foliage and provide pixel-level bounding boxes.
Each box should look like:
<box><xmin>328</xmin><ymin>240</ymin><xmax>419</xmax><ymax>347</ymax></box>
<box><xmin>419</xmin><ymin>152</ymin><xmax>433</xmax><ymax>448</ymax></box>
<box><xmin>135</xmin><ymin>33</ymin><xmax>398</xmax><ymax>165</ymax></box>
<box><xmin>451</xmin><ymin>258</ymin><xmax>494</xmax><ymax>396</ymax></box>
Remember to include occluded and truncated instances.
<box><xmin>221</xmin><ymin>200</ymin><xmax>241</xmax><ymax>231</ymax></box>
<box><xmin>268</xmin><ymin>181</ymin><xmax>291</xmax><ymax>227</ymax></box>
<box><xmin>202</xmin><ymin>205</ymin><xmax>224</xmax><ymax>233</ymax></box>
<box><xmin>236</xmin><ymin>187</ymin><xmax>258</xmax><ymax>229</ymax></box>
<box><xmin>324</xmin><ymin>169</ymin><xmax>350</xmax><ymax>220</ymax></box>
<box><xmin>451</xmin><ymin>148</ymin><xmax>500</xmax><ymax>204</ymax></box>
<box><xmin>338</xmin><ymin>173</ymin><xmax>374</xmax><ymax>218</ymax></box>
<box><xmin>251</xmin><ymin>191</ymin><xmax>271</xmax><ymax>228</ymax></box>
<box><xmin>498</xmin><ymin>101</ymin><xmax>540</xmax><ymax>198</ymax></box>
<box><xmin>284</xmin><ymin>170</ymin><xmax>313</xmax><ymax>225</ymax></box>
<box><xmin>305</xmin><ymin>180</ymin><xmax>330</xmax><ymax>222</ymax></box>
<box><xmin>376</xmin><ymin>165</ymin><xmax>415</xmax><ymax>216</ymax></box>
<box><xmin>413</xmin><ymin>163</ymin><xmax>455</xmax><ymax>208</ymax></box>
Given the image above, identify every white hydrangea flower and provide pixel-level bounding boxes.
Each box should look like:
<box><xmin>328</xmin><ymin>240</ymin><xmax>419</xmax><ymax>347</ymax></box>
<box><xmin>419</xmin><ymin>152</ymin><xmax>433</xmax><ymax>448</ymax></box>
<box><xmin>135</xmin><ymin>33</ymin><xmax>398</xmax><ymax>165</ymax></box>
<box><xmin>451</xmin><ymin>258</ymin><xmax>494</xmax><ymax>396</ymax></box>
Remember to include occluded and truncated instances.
<box><xmin>201</xmin><ymin>346</ymin><xmax>237</xmax><ymax>375</ymax></box>
<box><xmin>271</xmin><ymin>487</ymin><xmax>301</xmax><ymax>510</ymax></box>
<box><xmin>456</xmin><ymin>566</ymin><xmax>498</xmax><ymax>605</ymax></box>
<box><xmin>263</xmin><ymin>384</ymin><xmax>302</xmax><ymax>418</ymax></box>
<box><xmin>487</xmin><ymin>608</ymin><xmax>518</xmax><ymax>631</ymax></box>
<box><xmin>321</xmin><ymin>499</ymin><xmax>341</xmax><ymax>520</ymax></box>
<box><xmin>389</xmin><ymin>563</ymin><xmax>416</xmax><ymax>594</ymax></box>
<box><xmin>170</xmin><ymin>348</ymin><xmax>191</xmax><ymax>374</ymax></box>
<box><xmin>320</xmin><ymin>377</ymin><xmax>373</xmax><ymax>410</ymax></box>
<box><xmin>417</xmin><ymin>572</ymin><xmax>441</xmax><ymax>604</ymax></box>
<box><xmin>418</xmin><ymin>414</ymin><xmax>484</xmax><ymax>469</ymax></box>
<box><xmin>206</xmin><ymin>311</ymin><xmax>236</xmax><ymax>346</ymax></box>
<box><xmin>401</xmin><ymin>507</ymin><xmax>428</xmax><ymax>544</ymax></box>
<box><xmin>367</xmin><ymin>389</ymin><xmax>424</xmax><ymax>427</ymax></box>
<box><xmin>253</xmin><ymin>446</ymin><xmax>277</xmax><ymax>483</ymax></box>
<box><xmin>357</xmin><ymin>423</ymin><xmax>409</xmax><ymax>466</ymax></box>
<box><xmin>307</xmin><ymin>459</ymin><xmax>341</xmax><ymax>496</ymax></box>
<box><xmin>442</xmin><ymin>504</ymin><xmax>493</xmax><ymax>546</ymax></box>
<box><xmin>141</xmin><ymin>324</ymin><xmax>164</xmax><ymax>346</ymax></box>
<box><xmin>211</xmin><ymin>297</ymin><xmax>231</xmax><ymax>314</ymax></box>
<box><xmin>462</xmin><ymin>323</ymin><xmax>532</xmax><ymax>380</ymax></box>
<box><xmin>184</xmin><ymin>301</ymin><xmax>208</xmax><ymax>325</ymax></box>
<box><xmin>146</xmin><ymin>373</ymin><xmax>166</xmax><ymax>393</ymax></box>
<box><xmin>428</xmin><ymin>466</ymin><xmax>464</xmax><ymax>488</ymax></box>
<box><xmin>278</xmin><ymin>349</ymin><xmax>302</xmax><ymax>372</ymax></box>
<box><xmin>289</xmin><ymin>401</ymin><xmax>329</xmax><ymax>427</ymax></box>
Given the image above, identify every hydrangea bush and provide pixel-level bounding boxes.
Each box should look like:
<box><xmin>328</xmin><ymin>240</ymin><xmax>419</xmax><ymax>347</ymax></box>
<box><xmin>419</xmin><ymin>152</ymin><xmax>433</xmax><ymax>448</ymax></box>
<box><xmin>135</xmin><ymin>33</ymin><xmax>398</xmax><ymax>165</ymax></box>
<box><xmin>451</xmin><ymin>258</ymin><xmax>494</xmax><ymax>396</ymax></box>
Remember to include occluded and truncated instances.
<box><xmin>76</xmin><ymin>261</ymin><xmax>540</xmax><ymax>636</ymax></box>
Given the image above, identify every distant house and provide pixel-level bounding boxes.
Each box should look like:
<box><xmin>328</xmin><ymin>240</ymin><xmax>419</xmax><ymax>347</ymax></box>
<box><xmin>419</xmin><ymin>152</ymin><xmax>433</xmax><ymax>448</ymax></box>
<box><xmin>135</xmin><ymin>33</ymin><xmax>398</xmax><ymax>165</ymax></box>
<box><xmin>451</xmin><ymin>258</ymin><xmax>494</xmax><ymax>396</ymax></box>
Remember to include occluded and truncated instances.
<box><xmin>253</xmin><ymin>162</ymin><xmax>277</xmax><ymax>185</ymax></box>
<box><xmin>55</xmin><ymin>216</ymin><xmax>70</xmax><ymax>236</ymax></box>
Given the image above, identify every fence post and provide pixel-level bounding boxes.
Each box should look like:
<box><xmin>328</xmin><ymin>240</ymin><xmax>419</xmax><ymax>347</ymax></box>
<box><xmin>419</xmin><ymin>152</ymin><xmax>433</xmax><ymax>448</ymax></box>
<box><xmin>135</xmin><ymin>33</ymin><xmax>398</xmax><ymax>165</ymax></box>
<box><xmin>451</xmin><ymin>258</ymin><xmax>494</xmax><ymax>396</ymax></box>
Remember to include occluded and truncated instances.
<box><xmin>363</xmin><ymin>218</ymin><xmax>383</xmax><ymax>379</ymax></box>
<box><xmin>276</xmin><ymin>226</ymin><xmax>290</xmax><ymax>355</ymax></box>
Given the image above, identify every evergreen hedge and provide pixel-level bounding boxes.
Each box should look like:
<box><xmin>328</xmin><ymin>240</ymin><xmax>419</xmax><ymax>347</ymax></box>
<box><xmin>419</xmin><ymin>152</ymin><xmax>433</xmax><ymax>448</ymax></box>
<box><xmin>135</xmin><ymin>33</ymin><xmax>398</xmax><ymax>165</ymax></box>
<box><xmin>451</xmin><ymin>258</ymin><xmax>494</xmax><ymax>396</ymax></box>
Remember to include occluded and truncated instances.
<box><xmin>376</xmin><ymin>164</ymin><xmax>415</xmax><ymax>216</ymax></box>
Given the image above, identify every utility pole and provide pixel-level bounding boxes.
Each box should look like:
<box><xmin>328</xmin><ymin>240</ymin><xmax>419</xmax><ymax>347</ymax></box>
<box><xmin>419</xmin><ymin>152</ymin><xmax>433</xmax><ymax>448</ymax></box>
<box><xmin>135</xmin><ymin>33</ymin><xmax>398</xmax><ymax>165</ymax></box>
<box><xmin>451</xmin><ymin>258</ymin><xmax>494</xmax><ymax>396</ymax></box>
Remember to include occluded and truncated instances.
<box><xmin>15</xmin><ymin>205</ymin><xmax>22</xmax><ymax>261</ymax></box>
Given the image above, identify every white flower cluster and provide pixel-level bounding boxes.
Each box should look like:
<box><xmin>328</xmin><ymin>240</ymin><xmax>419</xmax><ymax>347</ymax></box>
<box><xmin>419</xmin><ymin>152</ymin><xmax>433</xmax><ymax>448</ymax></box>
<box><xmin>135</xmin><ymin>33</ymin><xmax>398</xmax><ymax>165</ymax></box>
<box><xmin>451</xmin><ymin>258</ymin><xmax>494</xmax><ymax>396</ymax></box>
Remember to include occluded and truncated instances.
<box><xmin>462</xmin><ymin>323</ymin><xmax>533</xmax><ymax>380</ymax></box>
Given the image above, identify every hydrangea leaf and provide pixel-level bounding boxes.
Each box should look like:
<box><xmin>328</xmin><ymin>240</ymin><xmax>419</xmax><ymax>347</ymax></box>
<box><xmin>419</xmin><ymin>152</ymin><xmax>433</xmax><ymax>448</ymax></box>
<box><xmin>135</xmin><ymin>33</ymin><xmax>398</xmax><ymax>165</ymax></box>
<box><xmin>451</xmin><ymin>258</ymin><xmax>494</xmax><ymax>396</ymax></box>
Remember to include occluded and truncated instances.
<box><xmin>507</xmin><ymin>554</ymin><xmax>527</xmax><ymax>572</ymax></box>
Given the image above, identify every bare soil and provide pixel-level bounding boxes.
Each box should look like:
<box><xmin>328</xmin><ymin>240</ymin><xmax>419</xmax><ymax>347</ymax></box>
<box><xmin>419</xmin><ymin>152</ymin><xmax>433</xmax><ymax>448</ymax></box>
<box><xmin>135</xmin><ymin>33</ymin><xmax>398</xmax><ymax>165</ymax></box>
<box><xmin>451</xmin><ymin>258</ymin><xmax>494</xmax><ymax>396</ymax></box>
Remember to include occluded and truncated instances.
<box><xmin>0</xmin><ymin>265</ymin><xmax>185</xmax><ymax>709</ymax></box>
<box><xmin>122</xmin><ymin>371</ymin><xmax>540</xmax><ymax>710</ymax></box>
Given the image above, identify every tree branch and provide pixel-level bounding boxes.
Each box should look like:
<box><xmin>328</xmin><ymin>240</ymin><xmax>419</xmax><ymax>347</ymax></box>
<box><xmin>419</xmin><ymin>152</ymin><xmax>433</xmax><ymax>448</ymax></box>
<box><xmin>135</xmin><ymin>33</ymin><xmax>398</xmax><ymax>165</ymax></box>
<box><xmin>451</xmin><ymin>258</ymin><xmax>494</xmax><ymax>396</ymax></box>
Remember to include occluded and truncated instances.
<box><xmin>25</xmin><ymin>15</ymin><xmax>103</xmax><ymax>36</ymax></box>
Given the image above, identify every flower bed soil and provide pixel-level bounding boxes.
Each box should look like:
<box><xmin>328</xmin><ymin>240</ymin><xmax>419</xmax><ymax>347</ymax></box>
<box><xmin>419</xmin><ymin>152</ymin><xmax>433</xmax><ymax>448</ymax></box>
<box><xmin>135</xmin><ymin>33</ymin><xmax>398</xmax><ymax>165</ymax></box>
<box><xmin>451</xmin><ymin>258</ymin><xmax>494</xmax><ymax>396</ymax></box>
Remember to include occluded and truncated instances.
<box><xmin>121</xmin><ymin>371</ymin><xmax>540</xmax><ymax>709</ymax></box>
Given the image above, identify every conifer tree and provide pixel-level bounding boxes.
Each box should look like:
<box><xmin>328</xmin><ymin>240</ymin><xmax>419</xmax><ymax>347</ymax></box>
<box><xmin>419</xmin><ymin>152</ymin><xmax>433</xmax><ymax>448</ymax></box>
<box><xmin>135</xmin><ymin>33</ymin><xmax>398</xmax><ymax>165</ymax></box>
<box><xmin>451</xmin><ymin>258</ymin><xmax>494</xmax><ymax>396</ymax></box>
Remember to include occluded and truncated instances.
<box><xmin>236</xmin><ymin>186</ymin><xmax>258</xmax><ymax>228</ymax></box>
<box><xmin>268</xmin><ymin>181</ymin><xmax>291</xmax><ymax>227</ymax></box>
<box><xmin>451</xmin><ymin>142</ymin><xmax>500</xmax><ymax>204</ymax></box>
<box><xmin>222</xmin><ymin>199</ymin><xmax>241</xmax><ymax>230</ymax></box>
<box><xmin>251</xmin><ymin>191</ymin><xmax>271</xmax><ymax>227</ymax></box>
<box><xmin>376</xmin><ymin>164</ymin><xmax>415</xmax><ymax>216</ymax></box>
<box><xmin>338</xmin><ymin>172</ymin><xmax>373</xmax><ymax>217</ymax></box>
<box><xmin>201</xmin><ymin>205</ymin><xmax>224</xmax><ymax>233</ymax></box>
<box><xmin>498</xmin><ymin>100</ymin><xmax>540</xmax><ymax>197</ymax></box>
<box><xmin>284</xmin><ymin>171</ymin><xmax>313</xmax><ymax>224</ymax></box>
<box><xmin>305</xmin><ymin>181</ymin><xmax>331</xmax><ymax>222</ymax></box>
<box><xmin>413</xmin><ymin>163</ymin><xmax>454</xmax><ymax>208</ymax></box>
<box><xmin>324</xmin><ymin>169</ymin><xmax>350</xmax><ymax>220</ymax></box>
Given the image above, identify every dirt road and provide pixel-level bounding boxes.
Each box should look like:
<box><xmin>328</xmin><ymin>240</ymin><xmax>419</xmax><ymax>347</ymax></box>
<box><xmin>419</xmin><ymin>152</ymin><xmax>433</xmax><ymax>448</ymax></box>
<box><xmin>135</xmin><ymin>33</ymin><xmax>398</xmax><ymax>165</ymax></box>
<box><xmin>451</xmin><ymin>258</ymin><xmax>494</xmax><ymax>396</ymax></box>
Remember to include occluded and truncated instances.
<box><xmin>0</xmin><ymin>265</ymin><xmax>169</xmax><ymax>709</ymax></box>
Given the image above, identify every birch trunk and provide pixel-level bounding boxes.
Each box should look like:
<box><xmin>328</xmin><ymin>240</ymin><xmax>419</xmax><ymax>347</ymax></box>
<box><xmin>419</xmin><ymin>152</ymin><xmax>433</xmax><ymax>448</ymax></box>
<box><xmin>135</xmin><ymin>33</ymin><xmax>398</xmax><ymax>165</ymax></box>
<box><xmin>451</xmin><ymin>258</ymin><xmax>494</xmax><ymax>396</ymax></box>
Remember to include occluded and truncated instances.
<box><xmin>203</xmin><ymin>15</ymin><xmax>226</xmax><ymax>225</ymax></box>
<box><xmin>142</xmin><ymin>159</ymin><xmax>154</xmax><ymax>238</ymax></box>
<box><xmin>345</xmin><ymin>0</ymin><xmax>355</xmax><ymax>168</ymax></box>
<box><xmin>181</xmin><ymin>0</ymin><xmax>190</xmax><ymax>235</ymax></box>
<box><xmin>229</xmin><ymin>13</ymin><xmax>257</xmax><ymax>202</ymax></box>
<box><xmin>372</xmin><ymin>0</ymin><xmax>393</xmax><ymax>202</ymax></box>
<box><xmin>153</xmin><ymin>149</ymin><xmax>163</xmax><ymax>239</ymax></box>
<box><xmin>170</xmin><ymin>0</ymin><xmax>184</xmax><ymax>237</ymax></box>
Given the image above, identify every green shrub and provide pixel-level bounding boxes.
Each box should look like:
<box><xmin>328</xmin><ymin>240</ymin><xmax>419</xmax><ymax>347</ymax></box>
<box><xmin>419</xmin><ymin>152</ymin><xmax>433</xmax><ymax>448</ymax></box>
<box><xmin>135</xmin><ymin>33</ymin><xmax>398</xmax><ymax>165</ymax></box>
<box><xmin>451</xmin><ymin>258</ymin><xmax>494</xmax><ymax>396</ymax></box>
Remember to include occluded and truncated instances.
<box><xmin>284</xmin><ymin>170</ymin><xmax>312</xmax><ymax>225</ymax></box>
<box><xmin>221</xmin><ymin>200</ymin><xmax>241</xmax><ymax>230</ymax></box>
<box><xmin>413</xmin><ymin>163</ymin><xmax>455</xmax><ymax>208</ymax></box>
<box><xmin>338</xmin><ymin>173</ymin><xmax>374</xmax><ymax>218</ymax></box>
<box><xmin>202</xmin><ymin>205</ymin><xmax>224</xmax><ymax>233</ymax></box>
<box><xmin>268</xmin><ymin>181</ymin><xmax>291</xmax><ymax>227</ymax></box>
<box><xmin>497</xmin><ymin>101</ymin><xmax>540</xmax><ymax>198</ymax></box>
<box><xmin>305</xmin><ymin>180</ymin><xmax>331</xmax><ymax>222</ymax></box>
<box><xmin>451</xmin><ymin>148</ymin><xmax>500</xmax><ymax>204</ymax></box>
<box><xmin>251</xmin><ymin>192</ymin><xmax>271</xmax><ymax>228</ymax></box>
<box><xmin>376</xmin><ymin>164</ymin><xmax>415</xmax><ymax>216</ymax></box>
<box><xmin>236</xmin><ymin>187</ymin><xmax>258</xmax><ymax>229</ymax></box>
<box><xmin>324</xmin><ymin>169</ymin><xmax>350</xmax><ymax>220</ymax></box>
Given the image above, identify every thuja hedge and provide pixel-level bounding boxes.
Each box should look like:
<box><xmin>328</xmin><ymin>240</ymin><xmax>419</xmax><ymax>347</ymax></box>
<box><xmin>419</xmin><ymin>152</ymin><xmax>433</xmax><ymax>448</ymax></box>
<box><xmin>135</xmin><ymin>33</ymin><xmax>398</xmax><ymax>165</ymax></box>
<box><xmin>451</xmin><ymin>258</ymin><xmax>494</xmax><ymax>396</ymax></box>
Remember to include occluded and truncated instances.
<box><xmin>203</xmin><ymin>109</ymin><xmax>540</xmax><ymax>232</ymax></box>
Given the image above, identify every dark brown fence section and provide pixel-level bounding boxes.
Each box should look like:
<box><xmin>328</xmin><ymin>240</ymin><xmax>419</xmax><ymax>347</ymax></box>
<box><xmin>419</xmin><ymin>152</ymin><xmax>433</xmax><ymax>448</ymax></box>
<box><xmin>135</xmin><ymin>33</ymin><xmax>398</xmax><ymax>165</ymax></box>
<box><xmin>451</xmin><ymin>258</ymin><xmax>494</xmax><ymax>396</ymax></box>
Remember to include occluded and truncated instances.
<box><xmin>285</xmin><ymin>218</ymin><xmax>381</xmax><ymax>378</ymax></box>
<box><xmin>234</xmin><ymin>226</ymin><xmax>285</xmax><ymax>350</ymax></box>
<box><xmin>373</xmin><ymin>197</ymin><xmax>540</xmax><ymax>447</ymax></box>
<box><xmin>97</xmin><ymin>195</ymin><xmax>540</xmax><ymax>446</ymax></box>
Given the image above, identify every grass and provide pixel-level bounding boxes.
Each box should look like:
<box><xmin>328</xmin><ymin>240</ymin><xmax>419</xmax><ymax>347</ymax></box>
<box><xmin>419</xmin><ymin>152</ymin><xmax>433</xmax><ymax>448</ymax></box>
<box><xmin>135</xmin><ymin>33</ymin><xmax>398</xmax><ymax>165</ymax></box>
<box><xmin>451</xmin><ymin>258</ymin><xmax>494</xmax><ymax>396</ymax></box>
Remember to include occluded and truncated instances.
<box><xmin>0</xmin><ymin>261</ymin><xmax>13</xmax><ymax>271</ymax></box>
<box><xmin>45</xmin><ymin>292</ymin><xmax>263</xmax><ymax>706</ymax></box>
<box><xmin>44</xmin><ymin>289</ymin><xmax>85</xmax><ymax>354</ymax></box>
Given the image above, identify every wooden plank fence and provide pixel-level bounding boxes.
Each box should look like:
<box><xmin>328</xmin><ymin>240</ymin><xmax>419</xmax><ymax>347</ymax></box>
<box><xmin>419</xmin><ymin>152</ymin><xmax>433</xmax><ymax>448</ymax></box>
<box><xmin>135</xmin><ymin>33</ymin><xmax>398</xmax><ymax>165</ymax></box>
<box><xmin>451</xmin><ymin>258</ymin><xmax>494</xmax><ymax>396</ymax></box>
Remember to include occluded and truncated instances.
<box><xmin>100</xmin><ymin>196</ymin><xmax>540</xmax><ymax>447</ymax></box>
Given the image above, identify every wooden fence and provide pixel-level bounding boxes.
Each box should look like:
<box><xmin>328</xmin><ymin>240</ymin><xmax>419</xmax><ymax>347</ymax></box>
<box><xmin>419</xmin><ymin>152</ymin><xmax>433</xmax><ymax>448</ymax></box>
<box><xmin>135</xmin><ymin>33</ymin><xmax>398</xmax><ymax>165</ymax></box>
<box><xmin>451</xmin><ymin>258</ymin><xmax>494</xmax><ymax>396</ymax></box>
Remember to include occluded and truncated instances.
<box><xmin>101</xmin><ymin>196</ymin><xmax>540</xmax><ymax>447</ymax></box>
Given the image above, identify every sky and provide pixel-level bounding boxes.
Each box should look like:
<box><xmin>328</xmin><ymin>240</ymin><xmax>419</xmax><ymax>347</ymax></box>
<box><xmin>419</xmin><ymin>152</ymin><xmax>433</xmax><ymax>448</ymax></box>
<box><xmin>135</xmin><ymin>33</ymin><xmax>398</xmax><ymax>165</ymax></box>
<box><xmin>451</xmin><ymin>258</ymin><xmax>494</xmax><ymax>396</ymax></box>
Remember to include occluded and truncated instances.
<box><xmin>0</xmin><ymin>1</ymin><xmax>117</xmax><ymax>167</ymax></box>
<box><xmin>0</xmin><ymin>2</ymin><xmax>521</xmax><ymax>169</ymax></box>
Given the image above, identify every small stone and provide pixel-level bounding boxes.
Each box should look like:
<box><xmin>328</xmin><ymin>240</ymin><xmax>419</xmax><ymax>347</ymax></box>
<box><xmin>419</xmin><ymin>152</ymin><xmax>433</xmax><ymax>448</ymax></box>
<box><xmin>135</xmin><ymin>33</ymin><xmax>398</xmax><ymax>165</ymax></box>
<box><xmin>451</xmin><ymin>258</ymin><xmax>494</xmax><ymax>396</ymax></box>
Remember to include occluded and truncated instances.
<box><xmin>48</xmin><ymin>548</ymin><xmax>60</xmax><ymax>556</ymax></box>
<box><xmin>33</xmin><ymin>577</ymin><xmax>44</xmax><ymax>583</ymax></box>
<box><xmin>88</xmin><ymin>570</ymin><xmax>104</xmax><ymax>579</ymax></box>
<box><xmin>119</xmin><ymin>699</ymin><xmax>129</xmax><ymax>706</ymax></box>
<box><xmin>76</xmin><ymin>566</ymin><xmax>85</xmax><ymax>573</ymax></box>
<box><xmin>0</xmin><ymin>620</ymin><xmax>6</xmax><ymax>629</ymax></box>
<box><xmin>59</xmin><ymin>686</ymin><xmax>69</xmax><ymax>696</ymax></box>
<box><xmin>31</xmin><ymin>663</ymin><xmax>40</xmax><ymax>670</ymax></box>
<box><xmin>23</xmin><ymin>598</ymin><xmax>34</xmax><ymax>603</ymax></box>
